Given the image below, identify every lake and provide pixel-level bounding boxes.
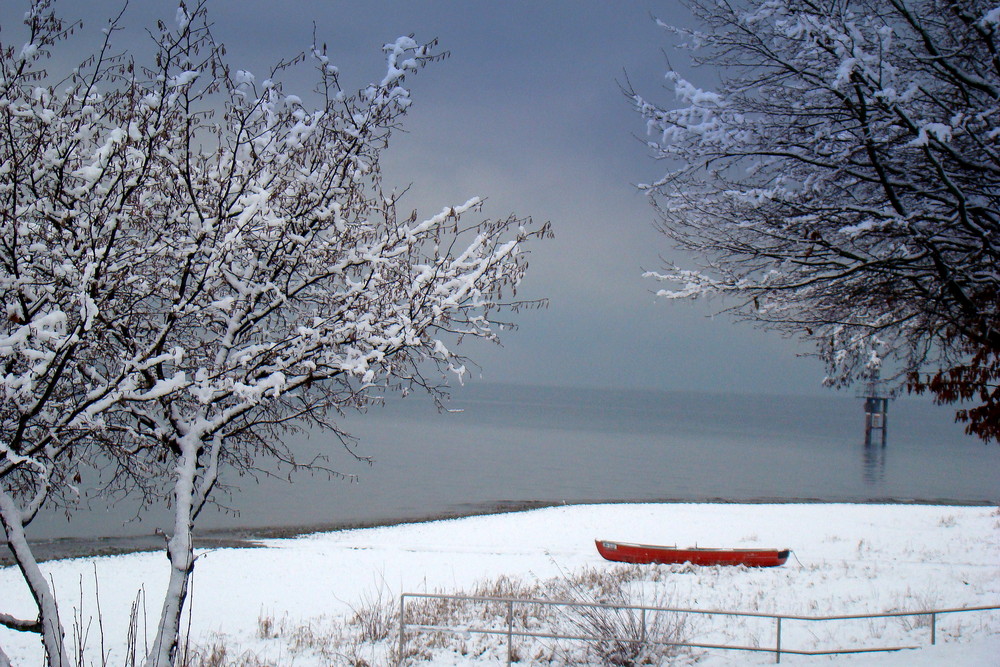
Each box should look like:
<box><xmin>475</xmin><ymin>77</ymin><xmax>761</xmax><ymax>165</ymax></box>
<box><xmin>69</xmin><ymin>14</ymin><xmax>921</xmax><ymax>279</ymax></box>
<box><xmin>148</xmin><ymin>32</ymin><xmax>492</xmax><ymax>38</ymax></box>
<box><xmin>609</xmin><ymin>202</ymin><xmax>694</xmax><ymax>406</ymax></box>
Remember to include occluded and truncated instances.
<box><xmin>14</xmin><ymin>383</ymin><xmax>1000</xmax><ymax>557</ymax></box>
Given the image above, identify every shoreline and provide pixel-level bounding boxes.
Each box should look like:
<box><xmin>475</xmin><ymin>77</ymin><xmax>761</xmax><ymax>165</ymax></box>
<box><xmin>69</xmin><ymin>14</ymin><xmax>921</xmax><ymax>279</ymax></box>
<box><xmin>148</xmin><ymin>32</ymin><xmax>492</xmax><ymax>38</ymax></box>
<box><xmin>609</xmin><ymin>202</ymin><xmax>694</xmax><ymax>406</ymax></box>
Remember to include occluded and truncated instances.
<box><xmin>3</xmin><ymin>496</ymin><xmax>998</xmax><ymax>567</ymax></box>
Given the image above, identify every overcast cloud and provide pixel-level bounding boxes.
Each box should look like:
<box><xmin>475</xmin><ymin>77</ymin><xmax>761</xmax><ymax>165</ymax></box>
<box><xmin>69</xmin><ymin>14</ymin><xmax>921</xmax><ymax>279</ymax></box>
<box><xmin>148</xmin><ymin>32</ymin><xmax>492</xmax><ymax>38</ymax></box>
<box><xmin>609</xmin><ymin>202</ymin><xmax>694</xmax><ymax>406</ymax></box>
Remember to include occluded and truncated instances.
<box><xmin>1</xmin><ymin>0</ymin><xmax>832</xmax><ymax>396</ymax></box>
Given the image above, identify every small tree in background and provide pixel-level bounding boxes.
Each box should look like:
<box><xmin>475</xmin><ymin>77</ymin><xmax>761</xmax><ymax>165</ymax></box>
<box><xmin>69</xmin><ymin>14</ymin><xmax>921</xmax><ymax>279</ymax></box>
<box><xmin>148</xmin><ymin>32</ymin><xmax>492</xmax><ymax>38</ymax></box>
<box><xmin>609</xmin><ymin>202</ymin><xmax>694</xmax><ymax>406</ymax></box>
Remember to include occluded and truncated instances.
<box><xmin>633</xmin><ymin>0</ymin><xmax>999</xmax><ymax>440</ymax></box>
<box><xmin>0</xmin><ymin>1</ymin><xmax>549</xmax><ymax>665</ymax></box>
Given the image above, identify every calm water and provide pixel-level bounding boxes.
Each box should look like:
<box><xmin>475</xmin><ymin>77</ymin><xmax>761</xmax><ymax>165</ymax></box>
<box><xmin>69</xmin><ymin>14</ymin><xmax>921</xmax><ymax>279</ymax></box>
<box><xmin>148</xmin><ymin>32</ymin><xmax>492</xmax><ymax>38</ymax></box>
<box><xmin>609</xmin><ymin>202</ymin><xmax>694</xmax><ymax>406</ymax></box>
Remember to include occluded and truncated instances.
<box><xmin>20</xmin><ymin>384</ymin><xmax>1000</xmax><ymax>546</ymax></box>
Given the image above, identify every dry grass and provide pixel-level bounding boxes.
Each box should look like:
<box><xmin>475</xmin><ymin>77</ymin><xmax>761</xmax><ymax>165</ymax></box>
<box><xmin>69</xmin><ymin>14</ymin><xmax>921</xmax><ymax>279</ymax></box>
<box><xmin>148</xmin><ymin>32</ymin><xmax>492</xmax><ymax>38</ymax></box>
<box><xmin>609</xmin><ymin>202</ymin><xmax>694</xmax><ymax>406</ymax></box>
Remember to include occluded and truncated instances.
<box><xmin>174</xmin><ymin>564</ymin><xmax>695</xmax><ymax>665</ymax></box>
<box><xmin>395</xmin><ymin>564</ymin><xmax>695</xmax><ymax>665</ymax></box>
<box><xmin>176</xmin><ymin>562</ymin><xmax>976</xmax><ymax>665</ymax></box>
<box><xmin>181</xmin><ymin>638</ymin><xmax>271</xmax><ymax>667</ymax></box>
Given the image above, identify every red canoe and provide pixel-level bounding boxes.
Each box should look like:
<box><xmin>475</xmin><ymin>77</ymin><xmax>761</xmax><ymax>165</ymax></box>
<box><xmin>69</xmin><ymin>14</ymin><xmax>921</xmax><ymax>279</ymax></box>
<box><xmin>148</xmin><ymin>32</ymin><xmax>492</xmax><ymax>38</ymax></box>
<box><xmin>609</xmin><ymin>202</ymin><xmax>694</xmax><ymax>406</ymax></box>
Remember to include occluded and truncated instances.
<box><xmin>596</xmin><ymin>540</ymin><xmax>790</xmax><ymax>567</ymax></box>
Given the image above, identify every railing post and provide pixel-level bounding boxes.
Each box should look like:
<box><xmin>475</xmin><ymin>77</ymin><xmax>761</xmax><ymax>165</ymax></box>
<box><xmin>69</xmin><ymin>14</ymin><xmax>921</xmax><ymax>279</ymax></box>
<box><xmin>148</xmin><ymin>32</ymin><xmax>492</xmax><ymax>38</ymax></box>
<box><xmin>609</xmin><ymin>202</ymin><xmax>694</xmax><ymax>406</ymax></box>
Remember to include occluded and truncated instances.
<box><xmin>507</xmin><ymin>598</ymin><xmax>514</xmax><ymax>666</ymax></box>
<box><xmin>930</xmin><ymin>612</ymin><xmax>936</xmax><ymax>645</ymax></box>
<box><xmin>397</xmin><ymin>594</ymin><xmax>406</xmax><ymax>666</ymax></box>
<box><xmin>640</xmin><ymin>607</ymin><xmax>647</xmax><ymax>645</ymax></box>
<box><xmin>775</xmin><ymin>616</ymin><xmax>782</xmax><ymax>664</ymax></box>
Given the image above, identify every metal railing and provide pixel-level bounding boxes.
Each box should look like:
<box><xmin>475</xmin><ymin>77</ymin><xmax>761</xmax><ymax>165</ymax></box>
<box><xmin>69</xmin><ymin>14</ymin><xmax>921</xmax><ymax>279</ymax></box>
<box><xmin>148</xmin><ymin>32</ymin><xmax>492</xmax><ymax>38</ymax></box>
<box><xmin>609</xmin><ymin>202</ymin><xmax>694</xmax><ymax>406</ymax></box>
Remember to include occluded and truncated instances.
<box><xmin>397</xmin><ymin>593</ymin><xmax>999</xmax><ymax>665</ymax></box>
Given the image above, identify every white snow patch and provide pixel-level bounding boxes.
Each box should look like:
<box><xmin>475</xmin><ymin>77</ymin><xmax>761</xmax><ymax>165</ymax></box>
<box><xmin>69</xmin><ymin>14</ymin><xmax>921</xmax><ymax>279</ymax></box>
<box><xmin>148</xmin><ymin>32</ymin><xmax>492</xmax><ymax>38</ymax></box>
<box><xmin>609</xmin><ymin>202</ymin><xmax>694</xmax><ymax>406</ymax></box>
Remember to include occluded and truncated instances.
<box><xmin>0</xmin><ymin>503</ymin><xmax>996</xmax><ymax>665</ymax></box>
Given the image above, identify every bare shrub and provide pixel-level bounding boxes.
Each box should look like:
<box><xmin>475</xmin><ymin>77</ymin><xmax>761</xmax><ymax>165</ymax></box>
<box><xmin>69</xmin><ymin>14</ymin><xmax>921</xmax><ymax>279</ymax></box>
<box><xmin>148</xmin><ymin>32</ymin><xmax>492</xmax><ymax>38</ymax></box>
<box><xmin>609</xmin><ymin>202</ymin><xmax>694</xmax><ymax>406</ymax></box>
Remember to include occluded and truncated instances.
<box><xmin>347</xmin><ymin>581</ymin><xmax>400</xmax><ymax>643</ymax></box>
<box><xmin>545</xmin><ymin>578</ymin><xmax>691</xmax><ymax>666</ymax></box>
<box><xmin>890</xmin><ymin>588</ymin><xmax>942</xmax><ymax>632</ymax></box>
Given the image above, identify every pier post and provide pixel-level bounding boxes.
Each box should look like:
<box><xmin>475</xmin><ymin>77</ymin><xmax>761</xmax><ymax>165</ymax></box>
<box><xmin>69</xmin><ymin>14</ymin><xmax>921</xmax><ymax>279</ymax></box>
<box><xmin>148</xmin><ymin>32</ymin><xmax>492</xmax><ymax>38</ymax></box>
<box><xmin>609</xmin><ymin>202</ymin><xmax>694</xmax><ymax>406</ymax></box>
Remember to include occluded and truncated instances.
<box><xmin>864</xmin><ymin>396</ymin><xmax>888</xmax><ymax>447</ymax></box>
<box><xmin>862</xmin><ymin>378</ymin><xmax>889</xmax><ymax>447</ymax></box>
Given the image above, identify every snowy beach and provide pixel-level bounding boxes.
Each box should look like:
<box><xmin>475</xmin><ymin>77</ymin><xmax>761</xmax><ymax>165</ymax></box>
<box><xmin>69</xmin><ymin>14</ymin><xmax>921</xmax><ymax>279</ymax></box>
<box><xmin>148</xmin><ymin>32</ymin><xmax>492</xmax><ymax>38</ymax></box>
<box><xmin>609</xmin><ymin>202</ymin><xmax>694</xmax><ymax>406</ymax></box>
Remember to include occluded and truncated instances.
<box><xmin>1</xmin><ymin>502</ymin><xmax>998</xmax><ymax>665</ymax></box>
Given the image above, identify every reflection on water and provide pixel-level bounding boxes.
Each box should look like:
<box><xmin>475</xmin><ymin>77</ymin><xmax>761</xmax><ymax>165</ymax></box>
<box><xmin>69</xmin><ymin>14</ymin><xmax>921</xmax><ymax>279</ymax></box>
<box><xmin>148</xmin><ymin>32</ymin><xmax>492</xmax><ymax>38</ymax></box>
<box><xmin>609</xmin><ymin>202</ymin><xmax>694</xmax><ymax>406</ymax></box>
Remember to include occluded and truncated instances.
<box><xmin>862</xmin><ymin>441</ymin><xmax>887</xmax><ymax>484</ymax></box>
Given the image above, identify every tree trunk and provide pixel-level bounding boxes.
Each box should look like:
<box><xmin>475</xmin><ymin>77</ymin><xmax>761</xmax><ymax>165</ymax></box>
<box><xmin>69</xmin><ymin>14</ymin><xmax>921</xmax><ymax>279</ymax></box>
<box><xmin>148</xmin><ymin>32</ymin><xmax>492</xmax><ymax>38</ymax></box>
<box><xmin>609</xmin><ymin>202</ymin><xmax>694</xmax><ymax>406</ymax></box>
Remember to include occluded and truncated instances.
<box><xmin>143</xmin><ymin>447</ymin><xmax>198</xmax><ymax>667</ymax></box>
<box><xmin>0</xmin><ymin>491</ymin><xmax>70</xmax><ymax>667</ymax></box>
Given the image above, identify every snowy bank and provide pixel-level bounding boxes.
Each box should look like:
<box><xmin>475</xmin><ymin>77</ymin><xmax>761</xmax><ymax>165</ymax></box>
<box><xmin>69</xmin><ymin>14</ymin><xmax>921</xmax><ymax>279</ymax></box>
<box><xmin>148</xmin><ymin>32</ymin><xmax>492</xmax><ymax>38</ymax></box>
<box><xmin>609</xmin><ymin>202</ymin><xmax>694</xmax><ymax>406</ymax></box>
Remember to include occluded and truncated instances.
<box><xmin>1</xmin><ymin>503</ymin><xmax>998</xmax><ymax>664</ymax></box>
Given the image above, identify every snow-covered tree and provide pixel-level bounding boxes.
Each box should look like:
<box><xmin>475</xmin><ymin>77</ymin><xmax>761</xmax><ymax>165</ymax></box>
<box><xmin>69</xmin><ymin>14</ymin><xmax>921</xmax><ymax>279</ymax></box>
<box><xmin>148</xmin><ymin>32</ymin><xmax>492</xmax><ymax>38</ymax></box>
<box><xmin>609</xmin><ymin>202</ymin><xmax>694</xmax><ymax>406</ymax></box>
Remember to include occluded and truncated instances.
<box><xmin>1</xmin><ymin>2</ymin><xmax>548</xmax><ymax>665</ymax></box>
<box><xmin>634</xmin><ymin>0</ymin><xmax>1000</xmax><ymax>440</ymax></box>
<box><xmin>0</xmin><ymin>3</ymin><xmax>186</xmax><ymax>663</ymax></box>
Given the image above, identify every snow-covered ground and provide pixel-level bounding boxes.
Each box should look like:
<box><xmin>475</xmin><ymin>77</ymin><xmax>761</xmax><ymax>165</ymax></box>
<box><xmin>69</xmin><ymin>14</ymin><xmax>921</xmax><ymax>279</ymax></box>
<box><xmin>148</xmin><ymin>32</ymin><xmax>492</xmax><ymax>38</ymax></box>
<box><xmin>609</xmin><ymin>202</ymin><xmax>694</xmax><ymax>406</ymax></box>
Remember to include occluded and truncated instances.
<box><xmin>1</xmin><ymin>503</ymin><xmax>998</xmax><ymax>665</ymax></box>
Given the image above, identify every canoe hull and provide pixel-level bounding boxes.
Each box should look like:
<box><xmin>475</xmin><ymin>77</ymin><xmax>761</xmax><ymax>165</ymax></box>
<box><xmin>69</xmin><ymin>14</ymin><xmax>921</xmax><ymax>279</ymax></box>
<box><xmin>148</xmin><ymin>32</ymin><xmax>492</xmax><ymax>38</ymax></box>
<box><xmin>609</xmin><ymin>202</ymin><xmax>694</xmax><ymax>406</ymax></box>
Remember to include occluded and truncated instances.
<box><xmin>596</xmin><ymin>540</ymin><xmax>789</xmax><ymax>567</ymax></box>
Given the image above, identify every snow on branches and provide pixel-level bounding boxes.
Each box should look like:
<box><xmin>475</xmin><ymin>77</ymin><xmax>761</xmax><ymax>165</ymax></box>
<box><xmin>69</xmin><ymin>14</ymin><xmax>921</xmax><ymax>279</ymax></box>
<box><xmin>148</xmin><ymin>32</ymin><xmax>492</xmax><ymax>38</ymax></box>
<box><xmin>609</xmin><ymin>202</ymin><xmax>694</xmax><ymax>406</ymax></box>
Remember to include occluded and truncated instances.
<box><xmin>1</xmin><ymin>1</ymin><xmax>548</xmax><ymax>664</ymax></box>
<box><xmin>635</xmin><ymin>0</ymin><xmax>1000</xmax><ymax>440</ymax></box>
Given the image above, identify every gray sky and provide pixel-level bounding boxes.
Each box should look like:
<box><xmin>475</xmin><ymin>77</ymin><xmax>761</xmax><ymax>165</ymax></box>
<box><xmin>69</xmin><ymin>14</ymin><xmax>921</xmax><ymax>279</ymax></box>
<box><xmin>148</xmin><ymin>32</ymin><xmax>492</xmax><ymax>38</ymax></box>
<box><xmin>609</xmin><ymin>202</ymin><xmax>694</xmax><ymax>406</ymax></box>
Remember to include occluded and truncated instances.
<box><xmin>9</xmin><ymin>2</ymin><xmax>993</xmax><ymax>545</ymax></box>
<box><xmin>3</xmin><ymin>0</ymin><xmax>832</xmax><ymax>396</ymax></box>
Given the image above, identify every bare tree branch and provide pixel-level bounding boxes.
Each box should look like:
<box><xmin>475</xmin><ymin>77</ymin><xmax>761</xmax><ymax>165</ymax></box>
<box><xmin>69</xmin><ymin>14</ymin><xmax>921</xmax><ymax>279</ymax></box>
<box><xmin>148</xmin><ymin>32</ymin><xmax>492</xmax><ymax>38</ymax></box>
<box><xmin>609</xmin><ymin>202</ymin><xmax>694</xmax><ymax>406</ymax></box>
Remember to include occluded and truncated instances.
<box><xmin>634</xmin><ymin>0</ymin><xmax>1000</xmax><ymax>440</ymax></box>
